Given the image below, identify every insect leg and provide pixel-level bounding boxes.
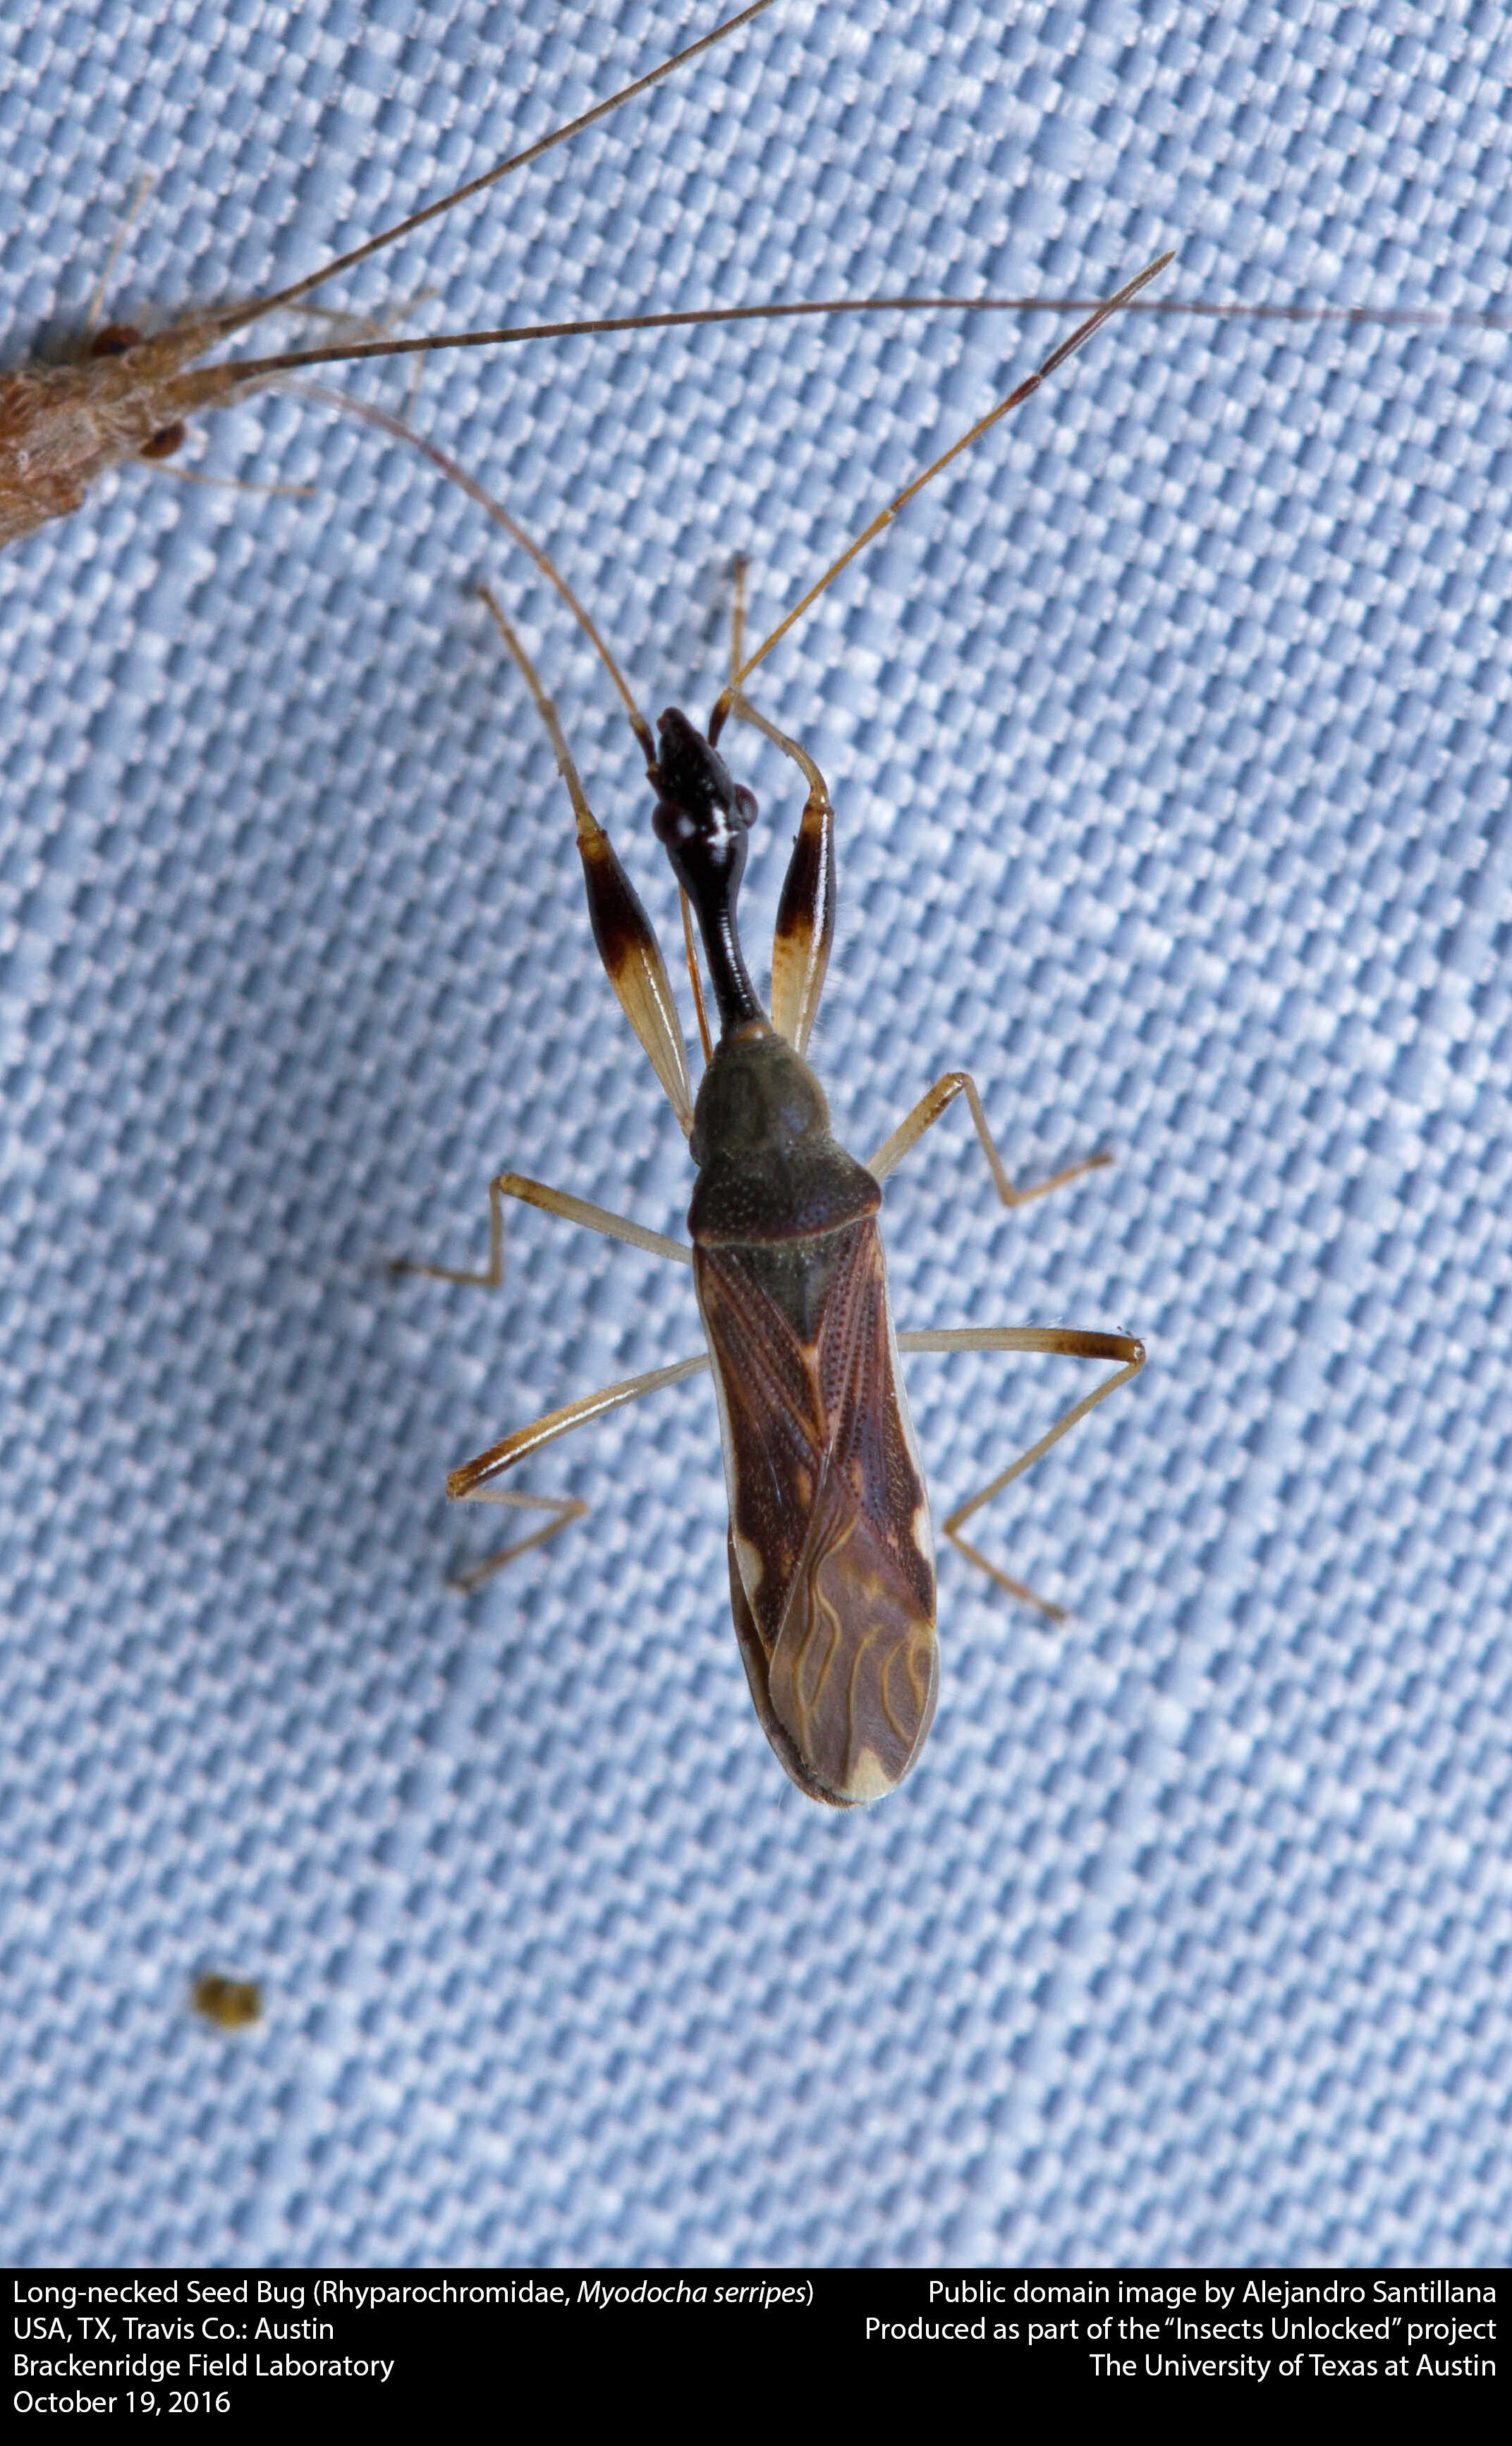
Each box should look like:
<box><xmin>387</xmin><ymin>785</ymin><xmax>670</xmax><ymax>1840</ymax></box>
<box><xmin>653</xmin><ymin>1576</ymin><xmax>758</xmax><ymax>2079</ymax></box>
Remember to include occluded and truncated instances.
<box><xmin>447</xmin><ymin>1354</ymin><xmax>711</xmax><ymax>1593</ymax></box>
<box><xmin>719</xmin><ymin>657</ymin><xmax>834</xmax><ymax>1050</ymax></box>
<box><xmin>896</xmin><ymin>1325</ymin><xmax>1145</xmax><ymax>1619</ymax></box>
<box><xmin>391</xmin><ymin>1171</ymin><xmax>691</xmax><ymax>1290</ymax></box>
<box><xmin>445</xmin><ymin>1490</ymin><xmax>590</xmax><ymax>1595</ymax></box>
<box><xmin>481</xmin><ymin>593</ymin><xmax>693</xmax><ymax>1134</ymax></box>
<box><xmin>867</xmin><ymin>1071</ymin><xmax>1109</xmax><ymax>1205</ymax></box>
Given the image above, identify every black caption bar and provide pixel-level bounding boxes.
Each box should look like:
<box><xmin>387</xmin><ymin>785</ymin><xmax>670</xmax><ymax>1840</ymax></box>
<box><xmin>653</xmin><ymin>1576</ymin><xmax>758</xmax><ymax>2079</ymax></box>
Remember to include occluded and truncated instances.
<box><xmin>7</xmin><ymin>2267</ymin><xmax>1504</xmax><ymax>2418</ymax></box>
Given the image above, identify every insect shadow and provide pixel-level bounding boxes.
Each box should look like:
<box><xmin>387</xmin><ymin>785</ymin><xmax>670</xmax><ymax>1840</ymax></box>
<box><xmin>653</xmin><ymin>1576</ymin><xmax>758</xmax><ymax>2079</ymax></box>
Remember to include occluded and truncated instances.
<box><xmin>391</xmin><ymin>262</ymin><xmax>1177</xmax><ymax>1809</ymax></box>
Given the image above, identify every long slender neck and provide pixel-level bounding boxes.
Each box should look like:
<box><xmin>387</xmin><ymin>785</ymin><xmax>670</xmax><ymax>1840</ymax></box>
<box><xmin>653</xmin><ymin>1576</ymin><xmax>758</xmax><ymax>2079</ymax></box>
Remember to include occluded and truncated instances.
<box><xmin>688</xmin><ymin>865</ymin><xmax>762</xmax><ymax>1033</ymax></box>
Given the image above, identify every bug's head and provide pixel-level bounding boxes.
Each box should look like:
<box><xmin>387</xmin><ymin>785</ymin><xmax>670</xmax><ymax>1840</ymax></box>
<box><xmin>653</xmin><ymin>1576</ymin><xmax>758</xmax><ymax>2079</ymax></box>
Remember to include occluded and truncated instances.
<box><xmin>652</xmin><ymin>709</ymin><xmax>758</xmax><ymax>893</ymax></box>
<box><xmin>652</xmin><ymin>707</ymin><xmax>764</xmax><ymax>1034</ymax></box>
<box><xmin>83</xmin><ymin>325</ymin><xmax>188</xmax><ymax>460</ymax></box>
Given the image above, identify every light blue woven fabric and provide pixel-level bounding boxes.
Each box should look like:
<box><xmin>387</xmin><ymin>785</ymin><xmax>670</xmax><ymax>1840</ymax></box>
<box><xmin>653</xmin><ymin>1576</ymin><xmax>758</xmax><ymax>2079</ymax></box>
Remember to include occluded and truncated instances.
<box><xmin>1</xmin><ymin>0</ymin><xmax>1508</xmax><ymax>2266</ymax></box>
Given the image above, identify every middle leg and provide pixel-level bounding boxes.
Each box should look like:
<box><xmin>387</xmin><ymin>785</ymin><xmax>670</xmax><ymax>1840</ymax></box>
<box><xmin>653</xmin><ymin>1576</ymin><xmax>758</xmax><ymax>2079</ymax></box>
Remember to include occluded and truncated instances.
<box><xmin>391</xmin><ymin>1169</ymin><xmax>692</xmax><ymax>1290</ymax></box>
<box><xmin>869</xmin><ymin>1071</ymin><xmax>1110</xmax><ymax>1205</ymax></box>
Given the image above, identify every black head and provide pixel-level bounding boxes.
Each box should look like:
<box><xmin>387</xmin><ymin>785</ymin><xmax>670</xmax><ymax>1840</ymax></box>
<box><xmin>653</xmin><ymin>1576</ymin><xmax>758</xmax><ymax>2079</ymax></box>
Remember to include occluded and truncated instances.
<box><xmin>652</xmin><ymin>709</ymin><xmax>757</xmax><ymax>872</ymax></box>
<box><xmin>652</xmin><ymin>708</ymin><xmax>763</xmax><ymax>1033</ymax></box>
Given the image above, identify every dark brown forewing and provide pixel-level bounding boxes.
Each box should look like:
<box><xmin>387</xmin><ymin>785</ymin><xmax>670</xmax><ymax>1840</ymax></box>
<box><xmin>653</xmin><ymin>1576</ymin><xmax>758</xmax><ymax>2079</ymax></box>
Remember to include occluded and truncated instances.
<box><xmin>695</xmin><ymin>1219</ymin><xmax>937</xmax><ymax>1806</ymax></box>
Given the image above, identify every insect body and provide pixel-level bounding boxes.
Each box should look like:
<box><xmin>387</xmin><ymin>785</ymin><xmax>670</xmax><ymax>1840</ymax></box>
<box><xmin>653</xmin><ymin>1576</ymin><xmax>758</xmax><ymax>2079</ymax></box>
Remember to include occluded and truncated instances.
<box><xmin>652</xmin><ymin>712</ymin><xmax>938</xmax><ymax>1802</ymax></box>
<box><xmin>400</xmin><ymin>265</ymin><xmax>1162</xmax><ymax>1806</ymax></box>
<box><xmin>1</xmin><ymin>315</ymin><xmax>262</xmax><ymax>547</ymax></box>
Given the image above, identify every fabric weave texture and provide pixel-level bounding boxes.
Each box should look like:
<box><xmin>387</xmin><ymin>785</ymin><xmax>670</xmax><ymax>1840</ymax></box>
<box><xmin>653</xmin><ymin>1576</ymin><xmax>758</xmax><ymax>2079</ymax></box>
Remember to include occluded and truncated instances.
<box><xmin>1</xmin><ymin>0</ymin><xmax>1508</xmax><ymax>2265</ymax></box>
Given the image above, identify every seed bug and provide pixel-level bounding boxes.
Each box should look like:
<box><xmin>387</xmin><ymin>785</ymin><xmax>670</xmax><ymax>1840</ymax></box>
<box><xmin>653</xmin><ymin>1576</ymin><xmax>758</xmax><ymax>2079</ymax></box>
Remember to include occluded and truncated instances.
<box><xmin>394</xmin><ymin>259</ymin><xmax>1177</xmax><ymax>1809</ymax></box>
<box><xmin>0</xmin><ymin>2</ymin><xmax>783</xmax><ymax>551</ymax></box>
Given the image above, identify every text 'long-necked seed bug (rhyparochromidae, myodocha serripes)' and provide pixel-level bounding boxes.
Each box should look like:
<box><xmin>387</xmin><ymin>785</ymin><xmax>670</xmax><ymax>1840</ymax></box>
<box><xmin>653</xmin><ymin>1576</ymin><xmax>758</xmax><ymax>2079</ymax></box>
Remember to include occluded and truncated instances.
<box><xmin>394</xmin><ymin>260</ymin><xmax>1178</xmax><ymax>1809</ymax></box>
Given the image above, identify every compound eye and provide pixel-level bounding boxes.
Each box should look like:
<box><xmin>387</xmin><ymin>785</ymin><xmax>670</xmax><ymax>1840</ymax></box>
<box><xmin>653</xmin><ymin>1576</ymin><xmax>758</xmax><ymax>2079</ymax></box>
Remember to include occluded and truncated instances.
<box><xmin>733</xmin><ymin>784</ymin><xmax>758</xmax><ymax>830</ymax></box>
<box><xmin>651</xmin><ymin>798</ymin><xmax>694</xmax><ymax>850</ymax></box>
<box><xmin>140</xmin><ymin>422</ymin><xmax>187</xmax><ymax>461</ymax></box>
<box><xmin>89</xmin><ymin>323</ymin><xmax>142</xmax><ymax>359</ymax></box>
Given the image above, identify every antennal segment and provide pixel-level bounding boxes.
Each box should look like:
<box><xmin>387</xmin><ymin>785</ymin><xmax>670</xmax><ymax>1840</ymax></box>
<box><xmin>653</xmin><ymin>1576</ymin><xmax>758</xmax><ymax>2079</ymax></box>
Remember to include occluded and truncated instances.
<box><xmin>707</xmin><ymin>249</ymin><xmax>1176</xmax><ymax>738</ymax></box>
